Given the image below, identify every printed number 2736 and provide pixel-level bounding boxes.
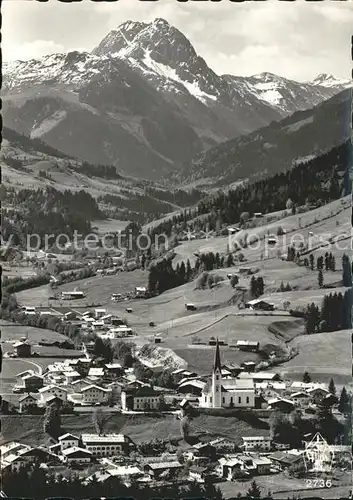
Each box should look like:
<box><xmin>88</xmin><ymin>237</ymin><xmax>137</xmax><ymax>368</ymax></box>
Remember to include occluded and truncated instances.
<box><xmin>305</xmin><ymin>479</ymin><xmax>332</xmax><ymax>488</ymax></box>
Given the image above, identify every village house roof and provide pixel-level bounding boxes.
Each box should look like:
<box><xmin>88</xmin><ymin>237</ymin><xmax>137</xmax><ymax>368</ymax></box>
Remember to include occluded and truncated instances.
<box><xmin>146</xmin><ymin>461</ymin><xmax>182</xmax><ymax>470</ymax></box>
<box><xmin>22</xmin><ymin>374</ymin><xmax>44</xmax><ymax>380</ymax></box>
<box><xmin>80</xmin><ymin>384</ymin><xmax>111</xmax><ymax>393</ymax></box>
<box><xmin>71</xmin><ymin>378</ymin><xmax>91</xmax><ymax>386</ymax></box>
<box><xmin>81</xmin><ymin>434</ymin><xmax>129</xmax><ymax>444</ymax></box>
<box><xmin>218</xmin><ymin>457</ymin><xmax>242</xmax><ymax>467</ymax></box>
<box><xmin>16</xmin><ymin>370</ymin><xmax>35</xmax><ymax>378</ymax></box>
<box><xmin>88</xmin><ymin>368</ymin><xmax>105</xmax><ymax>377</ymax></box>
<box><xmin>307</xmin><ymin>387</ymin><xmax>330</xmax><ymax>395</ymax></box>
<box><xmin>63</xmin><ymin>371</ymin><xmax>80</xmax><ymax>378</ymax></box>
<box><xmin>247</xmin><ymin>298</ymin><xmax>274</xmax><ymax>306</ymax></box>
<box><xmin>106</xmin><ymin>466</ymin><xmax>142</xmax><ymax>477</ymax></box>
<box><xmin>13</xmin><ymin>341</ymin><xmax>31</xmax><ymax>348</ymax></box>
<box><xmin>123</xmin><ymin>385</ymin><xmax>161</xmax><ymax>397</ymax></box>
<box><xmin>268</xmin><ymin>398</ymin><xmax>295</xmax><ymax>407</ymax></box>
<box><xmin>291</xmin><ymin>391</ymin><xmax>310</xmax><ymax>398</ymax></box>
<box><xmin>105</xmin><ymin>363</ymin><xmax>123</xmax><ymax>369</ymax></box>
<box><xmin>38</xmin><ymin>385</ymin><xmax>68</xmax><ymax>393</ymax></box>
<box><xmin>252</xmin><ymin>372</ymin><xmax>279</xmax><ymax>381</ymax></box>
<box><xmin>62</xmin><ymin>446</ymin><xmax>92</xmax><ymax>457</ymax></box>
<box><xmin>242</xmin><ymin>436</ymin><xmax>271</xmax><ymax>442</ymax></box>
<box><xmin>18</xmin><ymin>394</ymin><xmax>38</xmax><ymax>403</ymax></box>
<box><xmin>179</xmin><ymin>380</ymin><xmax>206</xmax><ymax>390</ymax></box>
<box><xmin>58</xmin><ymin>433</ymin><xmax>79</xmax><ymax>442</ymax></box>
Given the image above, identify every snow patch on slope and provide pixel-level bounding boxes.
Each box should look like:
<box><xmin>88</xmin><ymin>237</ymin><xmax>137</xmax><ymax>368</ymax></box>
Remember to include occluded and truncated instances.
<box><xmin>141</xmin><ymin>49</ymin><xmax>217</xmax><ymax>104</ymax></box>
<box><xmin>285</xmin><ymin>116</ymin><xmax>314</xmax><ymax>133</ymax></box>
<box><xmin>31</xmin><ymin>110</ymin><xmax>67</xmax><ymax>138</ymax></box>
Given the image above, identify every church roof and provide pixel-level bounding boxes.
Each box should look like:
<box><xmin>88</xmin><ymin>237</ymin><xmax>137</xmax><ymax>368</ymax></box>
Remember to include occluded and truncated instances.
<box><xmin>213</xmin><ymin>339</ymin><xmax>222</xmax><ymax>372</ymax></box>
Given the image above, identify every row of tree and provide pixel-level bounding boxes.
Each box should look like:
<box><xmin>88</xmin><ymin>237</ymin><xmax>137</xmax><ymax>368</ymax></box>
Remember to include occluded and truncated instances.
<box><xmin>304</xmin><ymin>289</ymin><xmax>353</xmax><ymax>334</ymax></box>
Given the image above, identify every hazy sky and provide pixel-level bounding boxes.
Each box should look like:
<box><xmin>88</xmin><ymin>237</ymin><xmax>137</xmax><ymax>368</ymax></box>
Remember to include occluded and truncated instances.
<box><xmin>3</xmin><ymin>0</ymin><xmax>353</xmax><ymax>81</ymax></box>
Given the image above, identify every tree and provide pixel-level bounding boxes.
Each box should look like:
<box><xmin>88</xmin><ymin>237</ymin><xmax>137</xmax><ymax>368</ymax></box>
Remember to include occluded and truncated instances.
<box><xmin>309</xmin><ymin>254</ymin><xmax>314</xmax><ymax>271</ymax></box>
<box><xmin>328</xmin><ymin>378</ymin><xmax>336</xmax><ymax>396</ymax></box>
<box><xmin>123</xmin><ymin>352</ymin><xmax>134</xmax><ymax>368</ymax></box>
<box><xmin>246</xmin><ymin>479</ymin><xmax>261</xmax><ymax>498</ymax></box>
<box><xmin>303</xmin><ymin>371</ymin><xmax>311</xmax><ymax>383</ymax></box>
<box><xmin>338</xmin><ymin>387</ymin><xmax>350</xmax><ymax>414</ymax></box>
<box><xmin>180</xmin><ymin>416</ymin><xmax>190</xmax><ymax>441</ymax></box>
<box><xmin>342</xmin><ymin>254</ymin><xmax>352</xmax><ymax>287</ymax></box>
<box><xmin>92</xmin><ymin>408</ymin><xmax>108</xmax><ymax>436</ymax></box>
<box><xmin>196</xmin><ymin>271</ymin><xmax>208</xmax><ymax>290</ymax></box>
<box><xmin>43</xmin><ymin>404</ymin><xmax>61</xmax><ymax>438</ymax></box>
<box><xmin>226</xmin><ymin>253</ymin><xmax>234</xmax><ymax>267</ymax></box>
<box><xmin>318</xmin><ymin>269</ymin><xmax>324</xmax><ymax>288</ymax></box>
<box><xmin>230</xmin><ymin>275</ymin><xmax>239</xmax><ymax>288</ymax></box>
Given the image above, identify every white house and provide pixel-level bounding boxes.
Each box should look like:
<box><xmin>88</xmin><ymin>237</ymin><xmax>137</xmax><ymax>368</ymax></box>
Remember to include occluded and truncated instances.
<box><xmin>81</xmin><ymin>434</ymin><xmax>132</xmax><ymax>457</ymax></box>
<box><xmin>63</xmin><ymin>370</ymin><xmax>81</xmax><ymax>385</ymax></box>
<box><xmin>58</xmin><ymin>433</ymin><xmax>80</xmax><ymax>451</ymax></box>
<box><xmin>38</xmin><ymin>385</ymin><xmax>68</xmax><ymax>404</ymax></box>
<box><xmin>19</xmin><ymin>394</ymin><xmax>38</xmax><ymax>413</ymax></box>
<box><xmin>242</xmin><ymin>436</ymin><xmax>272</xmax><ymax>452</ymax></box>
<box><xmin>291</xmin><ymin>391</ymin><xmax>311</xmax><ymax>405</ymax></box>
<box><xmin>71</xmin><ymin>378</ymin><xmax>92</xmax><ymax>392</ymax></box>
<box><xmin>95</xmin><ymin>308</ymin><xmax>107</xmax><ymax>319</ymax></box>
<box><xmin>121</xmin><ymin>385</ymin><xmax>162</xmax><ymax>411</ymax></box>
<box><xmin>62</xmin><ymin>446</ymin><xmax>93</xmax><ymax>465</ymax></box>
<box><xmin>80</xmin><ymin>385</ymin><xmax>111</xmax><ymax>405</ymax></box>
<box><xmin>61</xmin><ymin>290</ymin><xmax>85</xmax><ymax>300</ymax></box>
<box><xmin>88</xmin><ymin>367</ymin><xmax>105</xmax><ymax>379</ymax></box>
<box><xmin>135</xmin><ymin>287</ymin><xmax>147</xmax><ymax>297</ymax></box>
<box><xmin>199</xmin><ymin>340</ymin><xmax>255</xmax><ymax>409</ymax></box>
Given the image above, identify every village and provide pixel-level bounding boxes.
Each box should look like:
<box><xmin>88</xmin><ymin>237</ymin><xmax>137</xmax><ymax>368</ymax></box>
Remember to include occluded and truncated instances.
<box><xmin>1</xmin><ymin>315</ymin><xmax>351</xmax><ymax>497</ymax></box>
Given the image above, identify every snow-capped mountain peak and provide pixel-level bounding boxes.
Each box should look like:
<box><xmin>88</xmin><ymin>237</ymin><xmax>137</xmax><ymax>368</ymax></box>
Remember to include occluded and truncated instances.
<box><xmin>310</xmin><ymin>73</ymin><xmax>352</xmax><ymax>88</ymax></box>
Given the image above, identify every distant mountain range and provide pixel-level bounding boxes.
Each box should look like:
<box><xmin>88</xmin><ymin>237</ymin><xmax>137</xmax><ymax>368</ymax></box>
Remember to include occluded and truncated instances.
<box><xmin>3</xmin><ymin>18</ymin><xmax>351</xmax><ymax>180</ymax></box>
<box><xmin>181</xmin><ymin>89</ymin><xmax>351</xmax><ymax>188</ymax></box>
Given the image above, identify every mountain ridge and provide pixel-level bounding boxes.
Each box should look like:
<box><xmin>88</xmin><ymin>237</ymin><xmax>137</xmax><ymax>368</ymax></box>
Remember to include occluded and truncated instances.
<box><xmin>3</xmin><ymin>18</ymin><xmax>352</xmax><ymax>180</ymax></box>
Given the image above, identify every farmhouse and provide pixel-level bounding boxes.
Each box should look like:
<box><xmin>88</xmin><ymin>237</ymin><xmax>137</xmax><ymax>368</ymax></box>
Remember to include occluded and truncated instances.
<box><xmin>104</xmin><ymin>326</ymin><xmax>133</xmax><ymax>338</ymax></box>
<box><xmin>88</xmin><ymin>367</ymin><xmax>105</xmax><ymax>379</ymax></box>
<box><xmin>307</xmin><ymin>387</ymin><xmax>330</xmax><ymax>403</ymax></box>
<box><xmin>178</xmin><ymin>380</ymin><xmax>206</xmax><ymax>396</ymax></box>
<box><xmin>61</xmin><ymin>291</ymin><xmax>85</xmax><ymax>300</ymax></box>
<box><xmin>38</xmin><ymin>385</ymin><xmax>68</xmax><ymax>404</ymax></box>
<box><xmin>189</xmin><ymin>465</ymin><xmax>211</xmax><ymax>482</ymax></box>
<box><xmin>19</xmin><ymin>394</ymin><xmax>38</xmax><ymax>413</ymax></box>
<box><xmin>22</xmin><ymin>373</ymin><xmax>44</xmax><ymax>392</ymax></box>
<box><xmin>80</xmin><ymin>385</ymin><xmax>111</xmax><ymax>405</ymax></box>
<box><xmin>144</xmin><ymin>461</ymin><xmax>183</xmax><ymax>479</ymax></box>
<box><xmin>199</xmin><ymin>340</ymin><xmax>255</xmax><ymax>409</ymax></box>
<box><xmin>267</xmin><ymin>398</ymin><xmax>295</xmax><ymax>413</ymax></box>
<box><xmin>242</xmin><ymin>436</ymin><xmax>272</xmax><ymax>452</ymax></box>
<box><xmin>217</xmin><ymin>457</ymin><xmax>246</xmax><ymax>480</ymax></box>
<box><xmin>252</xmin><ymin>457</ymin><xmax>272</xmax><ymax>474</ymax></box>
<box><xmin>95</xmin><ymin>308</ymin><xmax>107</xmax><ymax>319</ymax></box>
<box><xmin>236</xmin><ymin>340</ymin><xmax>260</xmax><ymax>352</ymax></box>
<box><xmin>81</xmin><ymin>434</ymin><xmax>132</xmax><ymax>457</ymax></box>
<box><xmin>291</xmin><ymin>391</ymin><xmax>311</xmax><ymax>405</ymax></box>
<box><xmin>135</xmin><ymin>286</ymin><xmax>147</xmax><ymax>297</ymax></box>
<box><xmin>13</xmin><ymin>341</ymin><xmax>31</xmax><ymax>357</ymax></box>
<box><xmin>58</xmin><ymin>433</ymin><xmax>80</xmax><ymax>451</ymax></box>
<box><xmin>121</xmin><ymin>385</ymin><xmax>163</xmax><ymax>411</ymax></box>
<box><xmin>241</xmin><ymin>361</ymin><xmax>256</xmax><ymax>372</ymax></box>
<box><xmin>62</xmin><ymin>447</ymin><xmax>93</xmax><ymax>465</ymax></box>
<box><xmin>246</xmin><ymin>299</ymin><xmax>275</xmax><ymax>311</ymax></box>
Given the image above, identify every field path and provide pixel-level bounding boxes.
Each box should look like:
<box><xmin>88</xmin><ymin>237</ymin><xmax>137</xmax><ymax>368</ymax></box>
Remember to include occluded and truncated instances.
<box><xmin>182</xmin><ymin>311</ymin><xmax>291</xmax><ymax>338</ymax></box>
<box><xmin>3</xmin><ymin>358</ymin><xmax>43</xmax><ymax>376</ymax></box>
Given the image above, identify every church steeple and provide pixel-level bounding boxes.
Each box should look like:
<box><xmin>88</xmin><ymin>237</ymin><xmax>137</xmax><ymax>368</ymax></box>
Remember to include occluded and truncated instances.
<box><xmin>213</xmin><ymin>338</ymin><xmax>222</xmax><ymax>373</ymax></box>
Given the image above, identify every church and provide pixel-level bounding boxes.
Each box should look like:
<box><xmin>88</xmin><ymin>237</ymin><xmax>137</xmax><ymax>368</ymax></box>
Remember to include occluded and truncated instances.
<box><xmin>199</xmin><ymin>340</ymin><xmax>255</xmax><ymax>409</ymax></box>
